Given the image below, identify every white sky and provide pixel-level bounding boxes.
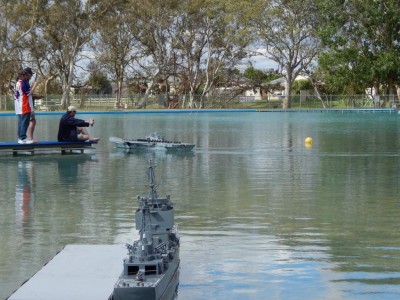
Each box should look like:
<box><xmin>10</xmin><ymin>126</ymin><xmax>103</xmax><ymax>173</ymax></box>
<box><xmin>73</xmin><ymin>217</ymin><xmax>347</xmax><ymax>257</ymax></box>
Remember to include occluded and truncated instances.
<box><xmin>249</xmin><ymin>55</ymin><xmax>278</xmax><ymax>71</ymax></box>
<box><xmin>242</xmin><ymin>46</ymin><xmax>279</xmax><ymax>72</ymax></box>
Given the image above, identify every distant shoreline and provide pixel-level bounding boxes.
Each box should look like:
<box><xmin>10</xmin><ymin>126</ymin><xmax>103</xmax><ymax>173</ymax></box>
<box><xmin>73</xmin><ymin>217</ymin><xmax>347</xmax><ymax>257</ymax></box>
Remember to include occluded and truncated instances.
<box><xmin>0</xmin><ymin>108</ymin><xmax>397</xmax><ymax>117</ymax></box>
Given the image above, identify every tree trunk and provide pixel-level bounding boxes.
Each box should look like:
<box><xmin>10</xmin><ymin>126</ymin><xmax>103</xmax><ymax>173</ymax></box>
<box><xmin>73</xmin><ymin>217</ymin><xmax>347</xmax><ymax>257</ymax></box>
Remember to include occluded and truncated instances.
<box><xmin>61</xmin><ymin>89</ymin><xmax>70</xmax><ymax>109</ymax></box>
<box><xmin>373</xmin><ymin>82</ymin><xmax>380</xmax><ymax>108</ymax></box>
<box><xmin>116</xmin><ymin>79</ymin><xmax>122</xmax><ymax>105</ymax></box>
<box><xmin>309</xmin><ymin>77</ymin><xmax>326</xmax><ymax>109</ymax></box>
<box><xmin>188</xmin><ymin>85</ymin><xmax>196</xmax><ymax>109</ymax></box>
<box><xmin>60</xmin><ymin>73</ymin><xmax>68</xmax><ymax>109</ymax></box>
<box><xmin>283</xmin><ymin>72</ymin><xmax>293</xmax><ymax>109</ymax></box>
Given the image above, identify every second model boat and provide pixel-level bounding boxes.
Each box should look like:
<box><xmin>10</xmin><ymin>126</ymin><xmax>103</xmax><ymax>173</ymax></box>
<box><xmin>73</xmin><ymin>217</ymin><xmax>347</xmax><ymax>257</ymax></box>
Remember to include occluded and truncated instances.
<box><xmin>109</xmin><ymin>133</ymin><xmax>195</xmax><ymax>152</ymax></box>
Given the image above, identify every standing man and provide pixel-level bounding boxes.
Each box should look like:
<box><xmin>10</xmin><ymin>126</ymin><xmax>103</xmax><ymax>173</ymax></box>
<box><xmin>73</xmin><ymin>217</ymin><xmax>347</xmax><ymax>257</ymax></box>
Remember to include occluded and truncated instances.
<box><xmin>57</xmin><ymin>106</ymin><xmax>100</xmax><ymax>142</ymax></box>
<box><xmin>14</xmin><ymin>70</ymin><xmax>34</xmax><ymax>144</ymax></box>
<box><xmin>24</xmin><ymin>67</ymin><xmax>41</xmax><ymax>142</ymax></box>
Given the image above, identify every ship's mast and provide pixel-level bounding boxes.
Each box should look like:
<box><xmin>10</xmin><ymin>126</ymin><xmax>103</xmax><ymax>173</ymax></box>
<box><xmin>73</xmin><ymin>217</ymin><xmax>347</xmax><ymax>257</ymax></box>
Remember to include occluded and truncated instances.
<box><xmin>136</xmin><ymin>161</ymin><xmax>159</xmax><ymax>258</ymax></box>
<box><xmin>147</xmin><ymin>161</ymin><xmax>158</xmax><ymax>201</ymax></box>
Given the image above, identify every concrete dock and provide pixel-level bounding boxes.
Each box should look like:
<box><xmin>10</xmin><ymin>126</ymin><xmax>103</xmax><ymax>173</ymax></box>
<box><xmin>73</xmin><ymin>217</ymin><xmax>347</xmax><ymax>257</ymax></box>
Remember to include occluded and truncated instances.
<box><xmin>8</xmin><ymin>244</ymin><xmax>126</xmax><ymax>300</ymax></box>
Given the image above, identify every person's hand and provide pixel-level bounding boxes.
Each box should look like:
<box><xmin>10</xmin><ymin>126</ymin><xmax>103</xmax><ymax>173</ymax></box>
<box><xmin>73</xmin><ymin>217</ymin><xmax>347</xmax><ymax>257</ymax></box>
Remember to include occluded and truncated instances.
<box><xmin>88</xmin><ymin>119</ymin><xmax>95</xmax><ymax>126</ymax></box>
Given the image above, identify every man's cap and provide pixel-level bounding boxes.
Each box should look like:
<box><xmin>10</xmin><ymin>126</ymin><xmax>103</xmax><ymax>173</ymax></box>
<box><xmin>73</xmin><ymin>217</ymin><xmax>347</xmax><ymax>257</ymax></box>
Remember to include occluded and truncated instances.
<box><xmin>23</xmin><ymin>67</ymin><xmax>34</xmax><ymax>75</ymax></box>
<box><xmin>18</xmin><ymin>69</ymin><xmax>27</xmax><ymax>76</ymax></box>
<box><xmin>67</xmin><ymin>106</ymin><xmax>77</xmax><ymax>112</ymax></box>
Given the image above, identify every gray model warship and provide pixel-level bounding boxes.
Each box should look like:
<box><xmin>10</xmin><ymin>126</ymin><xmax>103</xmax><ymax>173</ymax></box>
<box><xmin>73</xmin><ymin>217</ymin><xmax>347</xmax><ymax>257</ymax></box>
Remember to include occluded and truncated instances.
<box><xmin>110</xmin><ymin>162</ymin><xmax>180</xmax><ymax>300</ymax></box>
<box><xmin>109</xmin><ymin>133</ymin><xmax>195</xmax><ymax>151</ymax></box>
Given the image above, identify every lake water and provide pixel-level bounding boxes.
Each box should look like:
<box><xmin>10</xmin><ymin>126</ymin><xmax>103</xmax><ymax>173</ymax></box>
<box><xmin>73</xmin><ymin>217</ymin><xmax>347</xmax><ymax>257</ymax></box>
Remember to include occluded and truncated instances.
<box><xmin>1</xmin><ymin>111</ymin><xmax>400</xmax><ymax>300</ymax></box>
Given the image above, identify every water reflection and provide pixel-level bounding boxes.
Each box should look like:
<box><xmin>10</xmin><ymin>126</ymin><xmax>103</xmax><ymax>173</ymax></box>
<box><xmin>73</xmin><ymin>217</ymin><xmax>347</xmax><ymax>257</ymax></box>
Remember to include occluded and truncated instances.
<box><xmin>57</xmin><ymin>155</ymin><xmax>94</xmax><ymax>184</ymax></box>
<box><xmin>110</xmin><ymin>147</ymin><xmax>195</xmax><ymax>158</ymax></box>
<box><xmin>1</xmin><ymin>113</ymin><xmax>400</xmax><ymax>300</ymax></box>
<box><xmin>109</xmin><ymin>148</ymin><xmax>195</xmax><ymax>167</ymax></box>
<box><xmin>15</xmin><ymin>161</ymin><xmax>34</xmax><ymax>235</ymax></box>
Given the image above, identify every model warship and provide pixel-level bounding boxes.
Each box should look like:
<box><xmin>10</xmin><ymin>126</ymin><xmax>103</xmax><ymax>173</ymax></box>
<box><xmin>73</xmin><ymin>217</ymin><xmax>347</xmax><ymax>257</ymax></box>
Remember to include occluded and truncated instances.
<box><xmin>110</xmin><ymin>162</ymin><xmax>180</xmax><ymax>300</ymax></box>
<box><xmin>109</xmin><ymin>133</ymin><xmax>195</xmax><ymax>151</ymax></box>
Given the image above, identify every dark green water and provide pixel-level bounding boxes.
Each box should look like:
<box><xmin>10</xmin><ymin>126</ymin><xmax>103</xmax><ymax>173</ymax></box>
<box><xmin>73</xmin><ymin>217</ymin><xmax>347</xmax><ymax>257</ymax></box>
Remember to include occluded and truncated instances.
<box><xmin>1</xmin><ymin>112</ymin><xmax>400</xmax><ymax>299</ymax></box>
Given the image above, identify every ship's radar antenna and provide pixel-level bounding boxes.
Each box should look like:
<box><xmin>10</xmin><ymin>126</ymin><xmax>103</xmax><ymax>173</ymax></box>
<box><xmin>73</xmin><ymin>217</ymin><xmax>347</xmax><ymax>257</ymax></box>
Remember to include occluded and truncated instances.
<box><xmin>146</xmin><ymin>160</ymin><xmax>159</xmax><ymax>200</ymax></box>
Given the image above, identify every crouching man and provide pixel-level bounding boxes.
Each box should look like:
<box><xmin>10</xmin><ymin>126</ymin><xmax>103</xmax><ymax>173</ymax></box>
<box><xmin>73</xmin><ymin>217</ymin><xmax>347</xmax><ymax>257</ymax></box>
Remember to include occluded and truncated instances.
<box><xmin>57</xmin><ymin>106</ymin><xmax>100</xmax><ymax>142</ymax></box>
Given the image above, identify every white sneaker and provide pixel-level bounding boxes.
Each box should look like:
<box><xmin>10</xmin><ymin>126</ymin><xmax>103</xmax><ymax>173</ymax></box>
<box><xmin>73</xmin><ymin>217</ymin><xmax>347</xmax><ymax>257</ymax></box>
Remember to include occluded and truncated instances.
<box><xmin>25</xmin><ymin>139</ymin><xmax>34</xmax><ymax>144</ymax></box>
<box><xmin>18</xmin><ymin>139</ymin><xmax>26</xmax><ymax>144</ymax></box>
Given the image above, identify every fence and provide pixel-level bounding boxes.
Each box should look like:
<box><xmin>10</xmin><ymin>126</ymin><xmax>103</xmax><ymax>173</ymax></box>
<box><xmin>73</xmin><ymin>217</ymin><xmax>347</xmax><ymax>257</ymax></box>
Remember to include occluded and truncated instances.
<box><xmin>292</xmin><ymin>94</ymin><xmax>400</xmax><ymax>110</ymax></box>
<box><xmin>1</xmin><ymin>93</ymin><xmax>399</xmax><ymax>111</ymax></box>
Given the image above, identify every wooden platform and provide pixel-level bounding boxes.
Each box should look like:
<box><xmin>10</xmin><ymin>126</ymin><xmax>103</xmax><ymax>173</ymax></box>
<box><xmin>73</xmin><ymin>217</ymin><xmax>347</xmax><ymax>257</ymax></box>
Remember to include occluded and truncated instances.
<box><xmin>0</xmin><ymin>141</ymin><xmax>97</xmax><ymax>156</ymax></box>
<box><xmin>7</xmin><ymin>244</ymin><xmax>126</xmax><ymax>300</ymax></box>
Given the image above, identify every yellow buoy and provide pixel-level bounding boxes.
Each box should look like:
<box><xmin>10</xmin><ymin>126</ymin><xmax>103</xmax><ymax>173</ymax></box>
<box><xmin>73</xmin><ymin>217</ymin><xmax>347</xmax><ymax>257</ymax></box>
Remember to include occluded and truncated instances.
<box><xmin>304</xmin><ymin>137</ymin><xmax>313</xmax><ymax>147</ymax></box>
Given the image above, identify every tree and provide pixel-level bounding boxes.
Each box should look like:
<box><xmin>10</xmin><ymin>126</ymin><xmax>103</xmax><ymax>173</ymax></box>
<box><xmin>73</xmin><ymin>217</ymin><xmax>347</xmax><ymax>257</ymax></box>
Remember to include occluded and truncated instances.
<box><xmin>30</xmin><ymin>0</ymin><xmax>95</xmax><ymax>108</ymax></box>
<box><xmin>0</xmin><ymin>0</ymin><xmax>41</xmax><ymax>93</ymax></box>
<box><xmin>316</xmin><ymin>0</ymin><xmax>400</xmax><ymax>103</ymax></box>
<box><xmin>174</xmin><ymin>0</ymin><xmax>208</xmax><ymax>108</ymax></box>
<box><xmin>86</xmin><ymin>62</ymin><xmax>112</xmax><ymax>94</ymax></box>
<box><xmin>253</xmin><ymin>0</ymin><xmax>320</xmax><ymax>108</ymax></box>
<box><xmin>126</xmin><ymin>0</ymin><xmax>181</xmax><ymax>107</ymax></box>
<box><xmin>175</xmin><ymin>0</ymin><xmax>251</xmax><ymax>108</ymax></box>
<box><xmin>91</xmin><ymin>0</ymin><xmax>138</xmax><ymax>105</ymax></box>
<box><xmin>243</xmin><ymin>67</ymin><xmax>269</xmax><ymax>83</ymax></box>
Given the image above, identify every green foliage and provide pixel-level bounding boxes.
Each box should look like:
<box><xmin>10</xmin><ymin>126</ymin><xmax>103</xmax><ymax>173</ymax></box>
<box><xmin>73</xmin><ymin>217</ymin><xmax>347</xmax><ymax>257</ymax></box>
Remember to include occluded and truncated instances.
<box><xmin>292</xmin><ymin>80</ymin><xmax>313</xmax><ymax>94</ymax></box>
<box><xmin>2</xmin><ymin>0</ymin><xmax>400</xmax><ymax>102</ymax></box>
<box><xmin>243</xmin><ymin>67</ymin><xmax>281</xmax><ymax>85</ymax></box>
<box><xmin>243</xmin><ymin>67</ymin><xmax>268</xmax><ymax>82</ymax></box>
<box><xmin>86</xmin><ymin>72</ymin><xmax>112</xmax><ymax>94</ymax></box>
<box><xmin>45</xmin><ymin>80</ymin><xmax>63</xmax><ymax>94</ymax></box>
<box><xmin>264</xmin><ymin>73</ymin><xmax>281</xmax><ymax>83</ymax></box>
<box><xmin>317</xmin><ymin>48</ymin><xmax>372</xmax><ymax>94</ymax></box>
<box><xmin>315</xmin><ymin>0</ymin><xmax>400</xmax><ymax>94</ymax></box>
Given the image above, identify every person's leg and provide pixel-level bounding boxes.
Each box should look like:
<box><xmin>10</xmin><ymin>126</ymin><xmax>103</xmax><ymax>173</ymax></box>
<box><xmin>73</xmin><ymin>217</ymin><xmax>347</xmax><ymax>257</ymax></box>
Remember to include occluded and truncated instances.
<box><xmin>21</xmin><ymin>113</ymin><xmax>31</xmax><ymax>140</ymax></box>
<box><xmin>77</xmin><ymin>127</ymin><xmax>100</xmax><ymax>142</ymax></box>
<box><xmin>18</xmin><ymin>113</ymin><xmax>31</xmax><ymax>141</ymax></box>
<box><xmin>28</xmin><ymin>113</ymin><xmax>36</xmax><ymax>141</ymax></box>
<box><xmin>76</xmin><ymin>127</ymin><xmax>89</xmax><ymax>141</ymax></box>
<box><xmin>17</xmin><ymin>114</ymin><xmax>23</xmax><ymax>140</ymax></box>
<box><xmin>77</xmin><ymin>133</ymin><xmax>89</xmax><ymax>141</ymax></box>
<box><xmin>78</xmin><ymin>127</ymin><xmax>89</xmax><ymax>135</ymax></box>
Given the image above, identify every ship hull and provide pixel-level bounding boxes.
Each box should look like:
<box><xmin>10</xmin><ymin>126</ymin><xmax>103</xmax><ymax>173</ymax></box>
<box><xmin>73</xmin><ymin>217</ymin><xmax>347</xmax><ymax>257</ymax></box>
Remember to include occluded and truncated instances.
<box><xmin>125</xmin><ymin>141</ymin><xmax>194</xmax><ymax>151</ymax></box>
<box><xmin>109</xmin><ymin>136</ymin><xmax>194</xmax><ymax>151</ymax></box>
<box><xmin>112</xmin><ymin>257</ymin><xmax>180</xmax><ymax>300</ymax></box>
